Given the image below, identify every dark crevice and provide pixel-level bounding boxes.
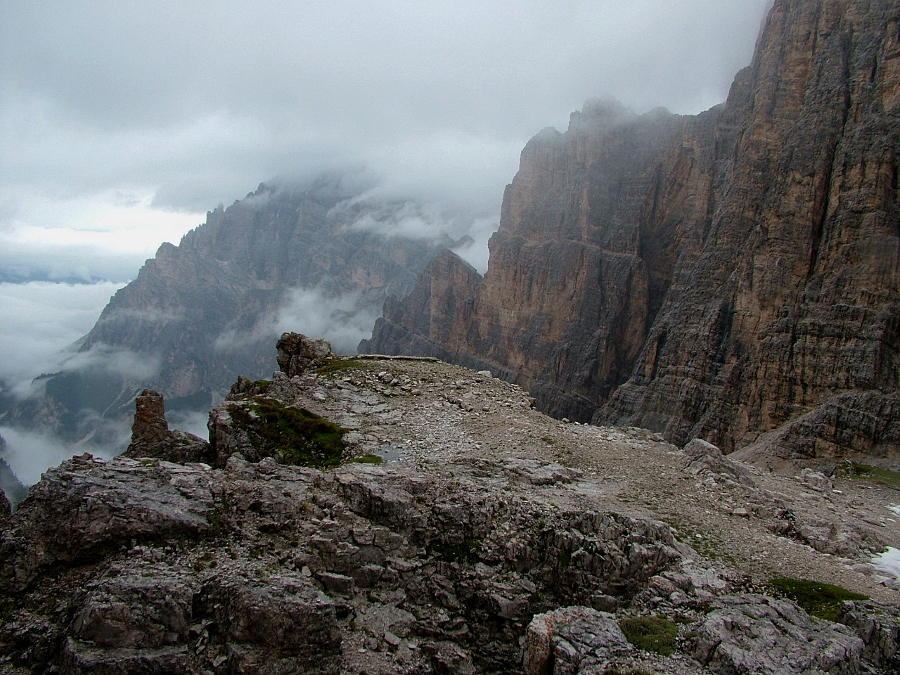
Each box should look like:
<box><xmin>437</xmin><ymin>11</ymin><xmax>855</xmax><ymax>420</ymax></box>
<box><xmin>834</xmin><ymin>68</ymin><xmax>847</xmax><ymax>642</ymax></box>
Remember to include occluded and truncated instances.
<box><xmin>807</xmin><ymin>31</ymin><xmax>854</xmax><ymax>281</ymax></box>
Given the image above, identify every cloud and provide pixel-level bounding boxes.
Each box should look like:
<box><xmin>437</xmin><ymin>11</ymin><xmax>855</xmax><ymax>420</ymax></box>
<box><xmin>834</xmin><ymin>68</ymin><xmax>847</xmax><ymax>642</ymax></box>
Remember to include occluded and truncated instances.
<box><xmin>0</xmin><ymin>0</ymin><xmax>774</xmax><ymax>482</ymax></box>
<box><xmin>0</xmin><ymin>187</ymin><xmax>205</xmax><ymax>282</ymax></box>
<box><xmin>271</xmin><ymin>287</ymin><xmax>384</xmax><ymax>356</ymax></box>
<box><xmin>59</xmin><ymin>344</ymin><xmax>162</xmax><ymax>383</ymax></box>
<box><xmin>0</xmin><ymin>281</ymin><xmax>125</xmax><ymax>396</ymax></box>
<box><xmin>166</xmin><ymin>409</ymin><xmax>211</xmax><ymax>442</ymax></box>
<box><xmin>1</xmin><ymin>1</ymin><xmax>772</xmax><ymax>256</ymax></box>
<box><xmin>0</xmin><ymin>423</ymin><xmax>123</xmax><ymax>486</ymax></box>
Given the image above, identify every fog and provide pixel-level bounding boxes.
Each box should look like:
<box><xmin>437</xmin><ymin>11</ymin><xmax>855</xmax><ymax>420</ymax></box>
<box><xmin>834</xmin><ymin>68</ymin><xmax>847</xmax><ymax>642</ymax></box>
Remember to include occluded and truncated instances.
<box><xmin>0</xmin><ymin>281</ymin><xmax>125</xmax><ymax>398</ymax></box>
<box><xmin>2</xmin><ymin>1</ymin><xmax>772</xmax><ymax>281</ymax></box>
<box><xmin>273</xmin><ymin>287</ymin><xmax>385</xmax><ymax>355</ymax></box>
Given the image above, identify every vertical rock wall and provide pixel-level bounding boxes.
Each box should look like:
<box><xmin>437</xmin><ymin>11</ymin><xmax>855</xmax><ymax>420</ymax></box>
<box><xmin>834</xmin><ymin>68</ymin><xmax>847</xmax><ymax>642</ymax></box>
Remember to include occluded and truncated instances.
<box><xmin>363</xmin><ymin>0</ymin><xmax>900</xmax><ymax>460</ymax></box>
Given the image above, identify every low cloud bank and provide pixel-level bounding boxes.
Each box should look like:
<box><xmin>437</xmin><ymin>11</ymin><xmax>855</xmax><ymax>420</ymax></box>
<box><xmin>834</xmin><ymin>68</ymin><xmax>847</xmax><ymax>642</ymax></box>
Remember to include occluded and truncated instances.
<box><xmin>0</xmin><ymin>423</ymin><xmax>124</xmax><ymax>486</ymax></box>
<box><xmin>0</xmin><ymin>281</ymin><xmax>124</xmax><ymax>398</ymax></box>
<box><xmin>271</xmin><ymin>287</ymin><xmax>383</xmax><ymax>355</ymax></box>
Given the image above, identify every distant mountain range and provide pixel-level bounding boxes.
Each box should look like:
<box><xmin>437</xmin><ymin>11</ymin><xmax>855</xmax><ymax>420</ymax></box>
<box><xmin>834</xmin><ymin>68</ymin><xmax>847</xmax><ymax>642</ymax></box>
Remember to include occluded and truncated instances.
<box><xmin>2</xmin><ymin>173</ymin><xmax>467</xmax><ymax>447</ymax></box>
<box><xmin>4</xmin><ymin>0</ymin><xmax>898</xmax><ymax>472</ymax></box>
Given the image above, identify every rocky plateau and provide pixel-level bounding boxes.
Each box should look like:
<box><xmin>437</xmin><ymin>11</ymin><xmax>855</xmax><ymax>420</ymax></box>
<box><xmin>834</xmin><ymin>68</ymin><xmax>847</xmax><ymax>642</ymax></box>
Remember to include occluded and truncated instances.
<box><xmin>3</xmin><ymin>334</ymin><xmax>900</xmax><ymax>674</ymax></box>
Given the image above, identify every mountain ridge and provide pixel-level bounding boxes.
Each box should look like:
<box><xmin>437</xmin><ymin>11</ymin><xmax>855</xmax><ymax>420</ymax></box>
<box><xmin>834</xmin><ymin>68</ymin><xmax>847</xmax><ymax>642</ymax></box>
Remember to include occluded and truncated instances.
<box><xmin>2</xmin><ymin>173</ymin><xmax>472</xmax><ymax>448</ymax></box>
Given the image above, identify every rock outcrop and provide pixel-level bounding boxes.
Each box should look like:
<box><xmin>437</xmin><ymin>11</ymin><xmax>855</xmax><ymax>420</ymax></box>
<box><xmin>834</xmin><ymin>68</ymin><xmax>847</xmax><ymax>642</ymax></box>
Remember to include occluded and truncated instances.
<box><xmin>522</xmin><ymin>606</ymin><xmax>633</xmax><ymax>675</ymax></box>
<box><xmin>2</xmin><ymin>336</ymin><xmax>900</xmax><ymax>673</ymax></box>
<box><xmin>276</xmin><ymin>332</ymin><xmax>335</xmax><ymax>377</ymax></box>
<box><xmin>361</xmin><ymin>0</ymin><xmax>900</xmax><ymax>464</ymax></box>
<box><xmin>694</xmin><ymin>595</ymin><xmax>865</xmax><ymax>674</ymax></box>
<box><xmin>123</xmin><ymin>389</ymin><xmax>211</xmax><ymax>463</ymax></box>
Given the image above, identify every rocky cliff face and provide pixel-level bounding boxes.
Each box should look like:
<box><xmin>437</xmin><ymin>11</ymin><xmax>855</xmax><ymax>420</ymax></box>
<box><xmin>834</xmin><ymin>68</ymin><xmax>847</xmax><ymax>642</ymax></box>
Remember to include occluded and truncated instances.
<box><xmin>3</xmin><ymin>335</ymin><xmax>900</xmax><ymax>673</ymax></box>
<box><xmin>6</xmin><ymin>174</ymin><xmax>451</xmax><ymax>443</ymax></box>
<box><xmin>362</xmin><ymin>0</ymin><xmax>900</xmax><ymax>463</ymax></box>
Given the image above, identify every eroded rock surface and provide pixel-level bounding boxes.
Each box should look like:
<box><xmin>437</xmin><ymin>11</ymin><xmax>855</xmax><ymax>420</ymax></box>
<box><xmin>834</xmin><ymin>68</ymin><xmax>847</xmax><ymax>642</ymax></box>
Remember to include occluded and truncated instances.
<box><xmin>2</xmin><ymin>349</ymin><xmax>899</xmax><ymax>673</ymax></box>
<box><xmin>277</xmin><ymin>332</ymin><xmax>335</xmax><ymax>378</ymax></box>
<box><xmin>123</xmin><ymin>389</ymin><xmax>211</xmax><ymax>463</ymax></box>
<box><xmin>694</xmin><ymin>595</ymin><xmax>864</xmax><ymax>674</ymax></box>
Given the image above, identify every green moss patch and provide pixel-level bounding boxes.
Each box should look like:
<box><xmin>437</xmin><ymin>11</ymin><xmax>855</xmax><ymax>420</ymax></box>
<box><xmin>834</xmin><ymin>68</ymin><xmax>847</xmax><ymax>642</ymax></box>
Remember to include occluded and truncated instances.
<box><xmin>770</xmin><ymin>577</ymin><xmax>867</xmax><ymax>622</ymax></box>
<box><xmin>619</xmin><ymin>615</ymin><xmax>678</xmax><ymax>656</ymax></box>
<box><xmin>248</xmin><ymin>379</ymin><xmax>271</xmax><ymax>393</ymax></box>
<box><xmin>228</xmin><ymin>397</ymin><xmax>345</xmax><ymax>468</ymax></box>
<box><xmin>850</xmin><ymin>463</ymin><xmax>900</xmax><ymax>489</ymax></box>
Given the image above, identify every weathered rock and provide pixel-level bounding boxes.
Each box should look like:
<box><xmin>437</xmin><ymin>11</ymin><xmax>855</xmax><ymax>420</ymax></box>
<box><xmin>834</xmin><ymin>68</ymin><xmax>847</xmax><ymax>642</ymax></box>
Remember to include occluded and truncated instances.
<box><xmin>523</xmin><ymin>606</ymin><xmax>631</xmax><ymax>675</ymax></box>
<box><xmin>123</xmin><ymin>389</ymin><xmax>211</xmax><ymax>464</ymax></box>
<box><xmin>2</xmin><ymin>351</ymin><xmax>899</xmax><ymax>674</ymax></box>
<box><xmin>61</xmin><ymin>638</ymin><xmax>191</xmax><ymax>674</ymax></box>
<box><xmin>838</xmin><ymin>600</ymin><xmax>900</xmax><ymax>672</ymax></box>
<box><xmin>129</xmin><ymin>389</ymin><xmax>168</xmax><ymax>446</ymax></box>
<box><xmin>681</xmin><ymin>438</ymin><xmax>755</xmax><ymax>487</ymax></box>
<box><xmin>276</xmin><ymin>333</ymin><xmax>335</xmax><ymax>378</ymax></box>
<box><xmin>71</xmin><ymin>565</ymin><xmax>197</xmax><ymax>650</ymax></box>
<box><xmin>694</xmin><ymin>595</ymin><xmax>864</xmax><ymax>674</ymax></box>
<box><xmin>799</xmin><ymin>467</ymin><xmax>833</xmax><ymax>492</ymax></box>
<box><xmin>198</xmin><ymin>566</ymin><xmax>341</xmax><ymax>674</ymax></box>
<box><xmin>0</xmin><ymin>455</ymin><xmax>213</xmax><ymax>591</ymax></box>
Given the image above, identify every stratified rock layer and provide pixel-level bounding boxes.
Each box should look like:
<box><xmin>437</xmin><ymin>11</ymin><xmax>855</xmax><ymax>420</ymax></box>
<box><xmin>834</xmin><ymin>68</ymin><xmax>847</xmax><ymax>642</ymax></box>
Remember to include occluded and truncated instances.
<box><xmin>362</xmin><ymin>0</ymin><xmax>900</xmax><ymax>463</ymax></box>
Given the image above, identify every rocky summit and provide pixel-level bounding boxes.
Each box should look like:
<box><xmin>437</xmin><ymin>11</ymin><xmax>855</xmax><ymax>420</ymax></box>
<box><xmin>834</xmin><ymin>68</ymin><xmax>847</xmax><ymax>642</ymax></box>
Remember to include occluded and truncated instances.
<box><xmin>2</xmin><ymin>333</ymin><xmax>900</xmax><ymax>674</ymax></box>
<box><xmin>361</xmin><ymin>0</ymin><xmax>900</xmax><ymax>466</ymax></box>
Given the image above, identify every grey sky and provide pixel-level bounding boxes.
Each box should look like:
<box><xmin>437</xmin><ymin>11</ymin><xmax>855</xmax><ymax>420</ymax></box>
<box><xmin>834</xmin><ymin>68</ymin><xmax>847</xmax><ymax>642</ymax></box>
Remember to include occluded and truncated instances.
<box><xmin>2</xmin><ymin>0</ymin><xmax>771</xmax><ymax>278</ymax></box>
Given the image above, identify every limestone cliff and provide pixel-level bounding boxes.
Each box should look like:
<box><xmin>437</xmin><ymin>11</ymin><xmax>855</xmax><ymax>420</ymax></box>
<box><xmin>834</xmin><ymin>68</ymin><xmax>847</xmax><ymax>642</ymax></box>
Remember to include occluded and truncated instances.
<box><xmin>362</xmin><ymin>0</ymin><xmax>900</xmax><ymax>463</ymax></box>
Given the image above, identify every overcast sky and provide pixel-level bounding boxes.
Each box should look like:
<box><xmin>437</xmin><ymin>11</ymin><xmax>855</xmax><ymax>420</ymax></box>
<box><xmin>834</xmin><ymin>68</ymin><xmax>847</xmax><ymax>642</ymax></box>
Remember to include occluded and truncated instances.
<box><xmin>1</xmin><ymin>0</ymin><xmax>771</xmax><ymax>282</ymax></box>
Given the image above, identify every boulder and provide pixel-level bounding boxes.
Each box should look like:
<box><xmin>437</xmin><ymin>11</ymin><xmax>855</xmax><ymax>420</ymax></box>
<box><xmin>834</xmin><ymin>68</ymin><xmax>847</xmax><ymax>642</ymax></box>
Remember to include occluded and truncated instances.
<box><xmin>523</xmin><ymin>606</ymin><xmax>631</xmax><ymax>675</ymax></box>
<box><xmin>681</xmin><ymin>438</ymin><xmax>755</xmax><ymax>487</ymax></box>
<box><xmin>694</xmin><ymin>594</ymin><xmax>864</xmax><ymax>674</ymax></box>
<box><xmin>276</xmin><ymin>332</ymin><xmax>334</xmax><ymax>377</ymax></box>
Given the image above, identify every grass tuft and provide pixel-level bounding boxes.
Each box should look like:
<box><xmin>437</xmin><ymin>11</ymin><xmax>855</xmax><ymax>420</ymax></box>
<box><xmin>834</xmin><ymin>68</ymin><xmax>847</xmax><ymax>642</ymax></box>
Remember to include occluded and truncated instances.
<box><xmin>850</xmin><ymin>463</ymin><xmax>900</xmax><ymax>489</ymax></box>
<box><xmin>618</xmin><ymin>615</ymin><xmax>678</xmax><ymax>656</ymax></box>
<box><xmin>227</xmin><ymin>397</ymin><xmax>346</xmax><ymax>468</ymax></box>
<box><xmin>770</xmin><ymin>577</ymin><xmax>867</xmax><ymax>622</ymax></box>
